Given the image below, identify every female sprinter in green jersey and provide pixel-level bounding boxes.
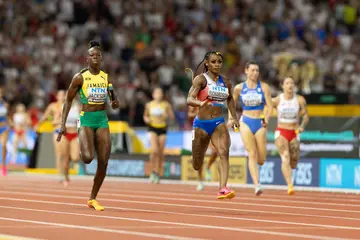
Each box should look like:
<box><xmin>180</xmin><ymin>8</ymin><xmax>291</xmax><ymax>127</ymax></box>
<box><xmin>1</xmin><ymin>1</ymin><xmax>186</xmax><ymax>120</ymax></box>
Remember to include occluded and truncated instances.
<box><xmin>57</xmin><ymin>40</ymin><xmax>119</xmax><ymax>211</ymax></box>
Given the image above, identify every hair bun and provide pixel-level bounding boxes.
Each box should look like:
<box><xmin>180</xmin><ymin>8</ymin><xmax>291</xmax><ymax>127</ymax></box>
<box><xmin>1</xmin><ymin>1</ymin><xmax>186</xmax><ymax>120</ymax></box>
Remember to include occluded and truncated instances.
<box><xmin>88</xmin><ymin>40</ymin><xmax>101</xmax><ymax>49</ymax></box>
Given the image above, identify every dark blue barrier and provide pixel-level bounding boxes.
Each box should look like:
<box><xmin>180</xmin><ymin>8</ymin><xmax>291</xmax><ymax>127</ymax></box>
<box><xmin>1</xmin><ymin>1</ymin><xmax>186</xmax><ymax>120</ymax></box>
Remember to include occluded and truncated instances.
<box><xmin>247</xmin><ymin>157</ymin><xmax>320</xmax><ymax>187</ymax></box>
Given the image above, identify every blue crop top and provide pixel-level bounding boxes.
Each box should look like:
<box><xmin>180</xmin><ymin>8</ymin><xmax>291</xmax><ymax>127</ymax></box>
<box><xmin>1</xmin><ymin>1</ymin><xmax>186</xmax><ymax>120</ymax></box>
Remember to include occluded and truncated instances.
<box><xmin>239</xmin><ymin>81</ymin><xmax>265</xmax><ymax>111</ymax></box>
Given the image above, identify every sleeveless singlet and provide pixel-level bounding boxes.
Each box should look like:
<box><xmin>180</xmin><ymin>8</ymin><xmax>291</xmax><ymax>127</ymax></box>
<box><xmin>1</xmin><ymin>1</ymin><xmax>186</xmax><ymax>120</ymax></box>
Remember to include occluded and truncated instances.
<box><xmin>66</xmin><ymin>104</ymin><xmax>80</xmax><ymax>128</ymax></box>
<box><xmin>78</xmin><ymin>69</ymin><xmax>108</xmax><ymax>105</ymax></box>
<box><xmin>149</xmin><ymin>101</ymin><xmax>167</xmax><ymax>128</ymax></box>
<box><xmin>239</xmin><ymin>81</ymin><xmax>265</xmax><ymax>111</ymax></box>
<box><xmin>277</xmin><ymin>93</ymin><xmax>300</xmax><ymax>124</ymax></box>
<box><xmin>13</xmin><ymin>113</ymin><xmax>26</xmax><ymax>125</ymax></box>
<box><xmin>197</xmin><ymin>73</ymin><xmax>229</xmax><ymax>107</ymax></box>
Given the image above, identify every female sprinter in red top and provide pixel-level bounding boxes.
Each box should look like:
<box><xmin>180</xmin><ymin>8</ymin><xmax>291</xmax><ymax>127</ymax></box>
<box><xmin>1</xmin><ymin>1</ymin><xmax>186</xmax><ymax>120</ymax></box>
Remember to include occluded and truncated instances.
<box><xmin>272</xmin><ymin>77</ymin><xmax>309</xmax><ymax>195</ymax></box>
<box><xmin>231</xmin><ymin>61</ymin><xmax>273</xmax><ymax>196</ymax></box>
<box><xmin>188</xmin><ymin>105</ymin><xmax>218</xmax><ymax>191</ymax></box>
<box><xmin>186</xmin><ymin>50</ymin><xmax>239</xmax><ymax>199</ymax></box>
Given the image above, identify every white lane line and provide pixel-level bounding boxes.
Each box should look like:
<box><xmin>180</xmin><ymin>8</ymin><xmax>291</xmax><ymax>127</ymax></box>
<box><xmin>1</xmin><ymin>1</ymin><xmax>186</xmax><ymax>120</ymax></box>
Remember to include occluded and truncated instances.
<box><xmin>2</xmin><ymin>187</ymin><xmax>360</xmax><ymax>214</ymax></box>
<box><xmin>1</xmin><ymin>190</ymin><xmax>359</xmax><ymax>224</ymax></box>
<box><xmin>0</xmin><ymin>234</ymin><xmax>42</xmax><ymax>240</ymax></box>
<box><xmin>5</xmin><ymin>183</ymin><xmax>360</xmax><ymax>208</ymax></box>
<box><xmin>5</xmin><ymin>175</ymin><xmax>360</xmax><ymax>200</ymax></box>
<box><xmin>0</xmin><ymin>205</ymin><xmax>355</xmax><ymax>240</ymax></box>
<box><xmin>1</xmin><ymin>197</ymin><xmax>360</xmax><ymax>232</ymax></box>
<box><xmin>0</xmin><ymin>216</ymin><xmax>206</xmax><ymax>240</ymax></box>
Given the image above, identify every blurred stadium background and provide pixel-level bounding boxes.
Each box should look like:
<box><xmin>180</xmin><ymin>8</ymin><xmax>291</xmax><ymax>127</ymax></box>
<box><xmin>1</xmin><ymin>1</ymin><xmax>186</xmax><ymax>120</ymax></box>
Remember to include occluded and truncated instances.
<box><xmin>1</xmin><ymin>0</ymin><xmax>359</xmax><ymax>191</ymax></box>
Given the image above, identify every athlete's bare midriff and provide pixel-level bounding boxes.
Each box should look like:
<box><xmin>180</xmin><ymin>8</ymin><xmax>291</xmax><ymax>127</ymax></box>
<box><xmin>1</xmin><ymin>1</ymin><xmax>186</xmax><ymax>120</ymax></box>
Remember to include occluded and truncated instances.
<box><xmin>277</xmin><ymin>122</ymin><xmax>298</xmax><ymax>130</ymax></box>
<box><xmin>81</xmin><ymin>104</ymin><xmax>106</xmax><ymax>112</ymax></box>
<box><xmin>197</xmin><ymin>105</ymin><xmax>222</xmax><ymax>120</ymax></box>
<box><xmin>242</xmin><ymin>109</ymin><xmax>263</xmax><ymax>119</ymax></box>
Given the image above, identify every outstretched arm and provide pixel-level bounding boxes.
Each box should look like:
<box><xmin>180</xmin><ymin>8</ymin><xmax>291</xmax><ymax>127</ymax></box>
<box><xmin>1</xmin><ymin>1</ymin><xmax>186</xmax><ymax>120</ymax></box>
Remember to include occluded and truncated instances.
<box><xmin>57</xmin><ymin>73</ymin><xmax>83</xmax><ymax>141</ymax></box>
<box><xmin>262</xmin><ymin>82</ymin><xmax>273</xmax><ymax>125</ymax></box>
<box><xmin>225</xmin><ymin>80</ymin><xmax>240</xmax><ymax>130</ymax></box>
<box><xmin>298</xmin><ymin>96</ymin><xmax>309</xmax><ymax>132</ymax></box>
<box><xmin>228</xmin><ymin>83</ymin><xmax>242</xmax><ymax>121</ymax></box>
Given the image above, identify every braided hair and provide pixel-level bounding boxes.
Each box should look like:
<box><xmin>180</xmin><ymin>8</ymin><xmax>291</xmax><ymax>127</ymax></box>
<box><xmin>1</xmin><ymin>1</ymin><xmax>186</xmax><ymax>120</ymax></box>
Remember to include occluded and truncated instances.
<box><xmin>185</xmin><ymin>51</ymin><xmax>224</xmax><ymax>82</ymax></box>
<box><xmin>195</xmin><ymin>50</ymin><xmax>224</xmax><ymax>74</ymax></box>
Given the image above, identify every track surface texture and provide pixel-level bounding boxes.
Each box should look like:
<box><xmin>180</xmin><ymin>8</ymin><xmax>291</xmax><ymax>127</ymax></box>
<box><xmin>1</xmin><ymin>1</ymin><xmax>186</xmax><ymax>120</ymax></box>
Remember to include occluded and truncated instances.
<box><xmin>0</xmin><ymin>174</ymin><xmax>359</xmax><ymax>240</ymax></box>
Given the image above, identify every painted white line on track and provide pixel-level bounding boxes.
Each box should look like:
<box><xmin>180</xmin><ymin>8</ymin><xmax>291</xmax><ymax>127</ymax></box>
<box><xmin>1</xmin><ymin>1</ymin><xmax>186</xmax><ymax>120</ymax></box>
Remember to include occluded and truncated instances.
<box><xmin>0</xmin><ymin>206</ymin><xmax>355</xmax><ymax>240</ymax></box>
<box><xmin>1</xmin><ymin>197</ymin><xmax>360</xmax><ymax>231</ymax></box>
<box><xmin>5</xmin><ymin>182</ymin><xmax>360</xmax><ymax>208</ymax></box>
<box><xmin>0</xmin><ymin>216</ymin><xmax>206</xmax><ymax>240</ymax></box>
<box><xmin>2</xmin><ymin>187</ymin><xmax>360</xmax><ymax>214</ymax></box>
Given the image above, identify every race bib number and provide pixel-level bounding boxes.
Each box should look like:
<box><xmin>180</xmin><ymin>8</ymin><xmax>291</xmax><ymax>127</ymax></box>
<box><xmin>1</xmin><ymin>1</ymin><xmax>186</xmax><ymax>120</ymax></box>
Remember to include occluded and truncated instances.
<box><xmin>242</xmin><ymin>92</ymin><xmax>262</xmax><ymax>106</ymax></box>
<box><xmin>87</xmin><ymin>87</ymin><xmax>107</xmax><ymax>103</ymax></box>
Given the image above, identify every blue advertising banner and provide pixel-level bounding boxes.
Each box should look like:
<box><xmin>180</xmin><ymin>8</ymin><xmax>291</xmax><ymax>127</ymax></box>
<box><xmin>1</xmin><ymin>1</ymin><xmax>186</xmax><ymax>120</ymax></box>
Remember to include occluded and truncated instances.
<box><xmin>320</xmin><ymin>158</ymin><xmax>360</xmax><ymax>189</ymax></box>
<box><xmin>85</xmin><ymin>154</ymin><xmax>182</xmax><ymax>180</ymax></box>
<box><xmin>0</xmin><ymin>130</ymin><xmax>37</xmax><ymax>166</ymax></box>
<box><xmin>247</xmin><ymin>157</ymin><xmax>320</xmax><ymax>187</ymax></box>
<box><xmin>86</xmin><ymin>159</ymin><xmax>145</xmax><ymax>177</ymax></box>
<box><xmin>135</xmin><ymin>130</ymin><xmax>184</xmax><ymax>155</ymax></box>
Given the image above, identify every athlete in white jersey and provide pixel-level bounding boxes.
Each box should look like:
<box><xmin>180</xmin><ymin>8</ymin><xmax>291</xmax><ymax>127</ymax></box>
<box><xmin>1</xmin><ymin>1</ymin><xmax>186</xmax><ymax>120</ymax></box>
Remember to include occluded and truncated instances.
<box><xmin>55</xmin><ymin>100</ymin><xmax>82</xmax><ymax>186</ymax></box>
<box><xmin>12</xmin><ymin>103</ymin><xmax>32</xmax><ymax>164</ymax></box>
<box><xmin>272</xmin><ymin>77</ymin><xmax>309</xmax><ymax>195</ymax></box>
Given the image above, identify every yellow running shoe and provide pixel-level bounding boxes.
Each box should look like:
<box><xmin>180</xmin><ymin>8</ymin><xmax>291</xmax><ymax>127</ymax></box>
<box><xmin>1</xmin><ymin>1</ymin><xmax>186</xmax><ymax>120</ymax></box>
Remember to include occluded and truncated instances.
<box><xmin>287</xmin><ymin>185</ymin><xmax>295</xmax><ymax>195</ymax></box>
<box><xmin>88</xmin><ymin>199</ymin><xmax>104</xmax><ymax>211</ymax></box>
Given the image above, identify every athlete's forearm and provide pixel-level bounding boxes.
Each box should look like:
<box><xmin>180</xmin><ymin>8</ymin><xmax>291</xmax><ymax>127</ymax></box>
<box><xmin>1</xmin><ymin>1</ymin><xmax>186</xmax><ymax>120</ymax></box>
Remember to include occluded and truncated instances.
<box><xmin>300</xmin><ymin>115</ymin><xmax>309</xmax><ymax>129</ymax></box>
<box><xmin>60</xmin><ymin>100</ymin><xmax>72</xmax><ymax>127</ymax></box>
<box><xmin>186</xmin><ymin>97</ymin><xmax>202</xmax><ymax>107</ymax></box>
<box><xmin>108</xmin><ymin>84</ymin><xmax>117</xmax><ymax>101</ymax></box>
<box><xmin>227</xmin><ymin>99</ymin><xmax>237</xmax><ymax>120</ymax></box>
<box><xmin>264</xmin><ymin>104</ymin><xmax>273</xmax><ymax>122</ymax></box>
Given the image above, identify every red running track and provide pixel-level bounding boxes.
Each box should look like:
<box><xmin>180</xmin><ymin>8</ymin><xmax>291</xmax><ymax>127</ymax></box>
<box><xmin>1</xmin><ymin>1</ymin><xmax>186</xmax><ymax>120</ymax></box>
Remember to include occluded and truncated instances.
<box><xmin>0</xmin><ymin>174</ymin><xmax>359</xmax><ymax>240</ymax></box>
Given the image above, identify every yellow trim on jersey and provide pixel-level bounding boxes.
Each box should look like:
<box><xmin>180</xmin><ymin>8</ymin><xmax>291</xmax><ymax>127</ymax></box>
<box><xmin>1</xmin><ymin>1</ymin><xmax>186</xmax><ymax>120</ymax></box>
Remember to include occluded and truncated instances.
<box><xmin>149</xmin><ymin>101</ymin><xmax>167</xmax><ymax>128</ymax></box>
<box><xmin>79</xmin><ymin>69</ymin><xmax>108</xmax><ymax>105</ymax></box>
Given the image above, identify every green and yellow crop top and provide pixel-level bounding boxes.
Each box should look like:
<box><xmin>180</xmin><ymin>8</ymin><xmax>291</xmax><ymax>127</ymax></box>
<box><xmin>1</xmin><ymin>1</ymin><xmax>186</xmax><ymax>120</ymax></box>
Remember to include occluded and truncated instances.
<box><xmin>78</xmin><ymin>68</ymin><xmax>108</xmax><ymax>105</ymax></box>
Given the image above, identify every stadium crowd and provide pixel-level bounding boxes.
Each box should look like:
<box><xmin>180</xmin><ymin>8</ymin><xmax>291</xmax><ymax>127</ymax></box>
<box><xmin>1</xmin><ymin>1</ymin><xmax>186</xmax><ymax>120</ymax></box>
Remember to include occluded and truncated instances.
<box><xmin>0</xmin><ymin>0</ymin><xmax>359</xmax><ymax>129</ymax></box>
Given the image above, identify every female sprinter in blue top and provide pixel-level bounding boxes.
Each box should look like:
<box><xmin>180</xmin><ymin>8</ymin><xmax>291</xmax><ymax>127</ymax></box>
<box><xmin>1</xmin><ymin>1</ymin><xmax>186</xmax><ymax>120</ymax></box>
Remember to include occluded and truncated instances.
<box><xmin>272</xmin><ymin>77</ymin><xmax>309</xmax><ymax>195</ymax></box>
<box><xmin>231</xmin><ymin>61</ymin><xmax>273</xmax><ymax>196</ymax></box>
<box><xmin>188</xmin><ymin>105</ymin><xmax>218</xmax><ymax>191</ymax></box>
<box><xmin>57</xmin><ymin>40</ymin><xmax>119</xmax><ymax>211</ymax></box>
<box><xmin>186</xmin><ymin>51</ymin><xmax>239</xmax><ymax>199</ymax></box>
<box><xmin>0</xmin><ymin>88</ymin><xmax>10</xmax><ymax>176</ymax></box>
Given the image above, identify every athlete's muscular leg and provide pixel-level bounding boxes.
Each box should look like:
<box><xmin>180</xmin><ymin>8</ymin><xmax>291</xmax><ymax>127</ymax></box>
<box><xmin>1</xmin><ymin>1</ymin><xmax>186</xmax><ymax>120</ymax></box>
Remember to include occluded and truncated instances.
<box><xmin>254</xmin><ymin>127</ymin><xmax>267</xmax><ymax>166</ymax></box>
<box><xmin>210</xmin><ymin>124</ymin><xmax>230</xmax><ymax>189</ymax></box>
<box><xmin>192</xmin><ymin>128</ymin><xmax>210</xmax><ymax>171</ymax></box>
<box><xmin>275</xmin><ymin>136</ymin><xmax>292</xmax><ymax>185</ymax></box>
<box><xmin>53</xmin><ymin>134</ymin><xmax>62</xmax><ymax>173</ymax></box>
<box><xmin>78</xmin><ymin>126</ymin><xmax>95</xmax><ymax>164</ymax></box>
<box><xmin>1</xmin><ymin>131</ymin><xmax>8</xmax><ymax>167</ymax></box>
<box><xmin>240</xmin><ymin>124</ymin><xmax>259</xmax><ymax>185</ymax></box>
<box><xmin>59</xmin><ymin>139</ymin><xmax>70</xmax><ymax>181</ymax></box>
<box><xmin>207</xmin><ymin>142</ymin><xmax>218</xmax><ymax>169</ymax></box>
<box><xmin>289</xmin><ymin>139</ymin><xmax>300</xmax><ymax>169</ymax></box>
<box><xmin>157</xmin><ymin>134</ymin><xmax>167</xmax><ymax>175</ymax></box>
<box><xmin>90</xmin><ymin>127</ymin><xmax>111</xmax><ymax>200</ymax></box>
